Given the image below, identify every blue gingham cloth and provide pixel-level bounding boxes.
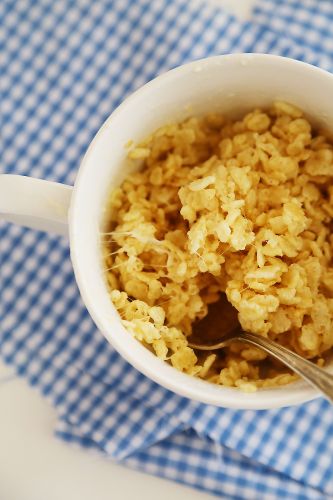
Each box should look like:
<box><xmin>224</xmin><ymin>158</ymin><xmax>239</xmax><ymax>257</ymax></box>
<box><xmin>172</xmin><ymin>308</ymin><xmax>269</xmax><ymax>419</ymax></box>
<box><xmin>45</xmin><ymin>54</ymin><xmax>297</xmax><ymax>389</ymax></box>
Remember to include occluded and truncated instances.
<box><xmin>2</xmin><ymin>0</ymin><xmax>333</xmax><ymax>498</ymax></box>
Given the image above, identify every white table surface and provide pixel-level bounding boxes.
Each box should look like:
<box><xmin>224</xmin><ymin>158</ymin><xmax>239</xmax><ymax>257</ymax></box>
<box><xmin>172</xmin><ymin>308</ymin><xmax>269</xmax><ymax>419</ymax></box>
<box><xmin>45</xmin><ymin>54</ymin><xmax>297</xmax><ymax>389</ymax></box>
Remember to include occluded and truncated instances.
<box><xmin>1</xmin><ymin>2</ymin><xmax>254</xmax><ymax>499</ymax></box>
<box><xmin>0</xmin><ymin>361</ymin><xmax>213</xmax><ymax>500</ymax></box>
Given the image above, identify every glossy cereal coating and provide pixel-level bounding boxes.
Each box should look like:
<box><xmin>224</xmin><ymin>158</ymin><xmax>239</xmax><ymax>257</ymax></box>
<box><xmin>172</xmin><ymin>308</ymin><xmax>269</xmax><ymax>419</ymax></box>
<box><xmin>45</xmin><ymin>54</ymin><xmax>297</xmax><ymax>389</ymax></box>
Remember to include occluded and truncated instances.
<box><xmin>103</xmin><ymin>102</ymin><xmax>333</xmax><ymax>390</ymax></box>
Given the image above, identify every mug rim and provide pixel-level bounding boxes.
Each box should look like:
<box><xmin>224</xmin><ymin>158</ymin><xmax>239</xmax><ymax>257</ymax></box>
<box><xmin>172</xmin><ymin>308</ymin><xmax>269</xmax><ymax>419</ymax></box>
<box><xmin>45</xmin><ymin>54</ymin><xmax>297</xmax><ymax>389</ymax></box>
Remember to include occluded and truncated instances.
<box><xmin>68</xmin><ymin>53</ymin><xmax>333</xmax><ymax>409</ymax></box>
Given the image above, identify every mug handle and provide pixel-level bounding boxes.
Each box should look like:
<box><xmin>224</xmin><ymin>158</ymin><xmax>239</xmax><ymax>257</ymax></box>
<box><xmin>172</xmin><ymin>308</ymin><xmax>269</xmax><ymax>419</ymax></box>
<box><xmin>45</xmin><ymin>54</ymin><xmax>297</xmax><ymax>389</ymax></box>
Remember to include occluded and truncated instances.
<box><xmin>0</xmin><ymin>174</ymin><xmax>73</xmax><ymax>236</ymax></box>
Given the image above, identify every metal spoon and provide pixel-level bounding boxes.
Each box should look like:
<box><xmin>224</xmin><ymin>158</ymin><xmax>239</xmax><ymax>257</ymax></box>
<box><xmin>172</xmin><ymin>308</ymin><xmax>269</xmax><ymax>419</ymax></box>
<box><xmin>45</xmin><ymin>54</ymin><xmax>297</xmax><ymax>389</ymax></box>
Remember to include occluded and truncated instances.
<box><xmin>189</xmin><ymin>295</ymin><xmax>333</xmax><ymax>403</ymax></box>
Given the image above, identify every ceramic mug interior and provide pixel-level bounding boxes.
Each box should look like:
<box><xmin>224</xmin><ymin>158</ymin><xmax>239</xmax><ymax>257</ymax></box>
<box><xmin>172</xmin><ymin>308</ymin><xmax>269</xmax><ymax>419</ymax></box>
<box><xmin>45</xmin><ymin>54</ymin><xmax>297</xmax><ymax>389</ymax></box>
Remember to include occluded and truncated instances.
<box><xmin>70</xmin><ymin>53</ymin><xmax>333</xmax><ymax>409</ymax></box>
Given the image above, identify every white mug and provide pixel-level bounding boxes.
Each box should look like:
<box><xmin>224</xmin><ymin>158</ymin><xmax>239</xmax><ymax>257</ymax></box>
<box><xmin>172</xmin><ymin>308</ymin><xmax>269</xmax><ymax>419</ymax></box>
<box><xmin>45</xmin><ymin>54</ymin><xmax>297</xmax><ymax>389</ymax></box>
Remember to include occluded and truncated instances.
<box><xmin>2</xmin><ymin>53</ymin><xmax>333</xmax><ymax>409</ymax></box>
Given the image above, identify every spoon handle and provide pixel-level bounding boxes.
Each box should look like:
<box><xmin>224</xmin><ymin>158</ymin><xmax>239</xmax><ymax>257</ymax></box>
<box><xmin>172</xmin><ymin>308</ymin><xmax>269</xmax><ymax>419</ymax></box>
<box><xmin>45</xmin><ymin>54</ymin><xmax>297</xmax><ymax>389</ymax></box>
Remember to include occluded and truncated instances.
<box><xmin>240</xmin><ymin>332</ymin><xmax>333</xmax><ymax>403</ymax></box>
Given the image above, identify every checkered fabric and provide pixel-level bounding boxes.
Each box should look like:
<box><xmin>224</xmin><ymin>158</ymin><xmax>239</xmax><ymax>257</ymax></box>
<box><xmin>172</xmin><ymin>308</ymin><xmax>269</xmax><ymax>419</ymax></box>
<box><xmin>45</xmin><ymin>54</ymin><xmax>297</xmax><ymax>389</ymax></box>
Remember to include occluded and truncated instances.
<box><xmin>1</xmin><ymin>0</ymin><xmax>333</xmax><ymax>498</ymax></box>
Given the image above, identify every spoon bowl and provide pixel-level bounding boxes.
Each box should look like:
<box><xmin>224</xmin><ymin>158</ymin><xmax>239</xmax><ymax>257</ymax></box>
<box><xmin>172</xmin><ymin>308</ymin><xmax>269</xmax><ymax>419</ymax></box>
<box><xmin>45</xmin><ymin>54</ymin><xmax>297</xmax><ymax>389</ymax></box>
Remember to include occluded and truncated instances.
<box><xmin>189</xmin><ymin>296</ymin><xmax>333</xmax><ymax>404</ymax></box>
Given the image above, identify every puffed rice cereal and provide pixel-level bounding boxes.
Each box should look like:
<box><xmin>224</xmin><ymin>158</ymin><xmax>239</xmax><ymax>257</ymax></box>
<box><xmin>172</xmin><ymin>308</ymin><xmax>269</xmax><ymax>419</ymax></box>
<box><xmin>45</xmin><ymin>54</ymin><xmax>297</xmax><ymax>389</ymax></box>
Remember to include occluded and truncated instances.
<box><xmin>102</xmin><ymin>102</ymin><xmax>333</xmax><ymax>390</ymax></box>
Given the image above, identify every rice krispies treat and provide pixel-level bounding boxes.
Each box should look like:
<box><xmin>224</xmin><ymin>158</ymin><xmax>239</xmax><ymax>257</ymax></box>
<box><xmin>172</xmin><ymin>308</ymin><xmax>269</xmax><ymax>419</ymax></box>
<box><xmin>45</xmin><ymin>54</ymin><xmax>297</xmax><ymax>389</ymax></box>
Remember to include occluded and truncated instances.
<box><xmin>103</xmin><ymin>101</ymin><xmax>333</xmax><ymax>391</ymax></box>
